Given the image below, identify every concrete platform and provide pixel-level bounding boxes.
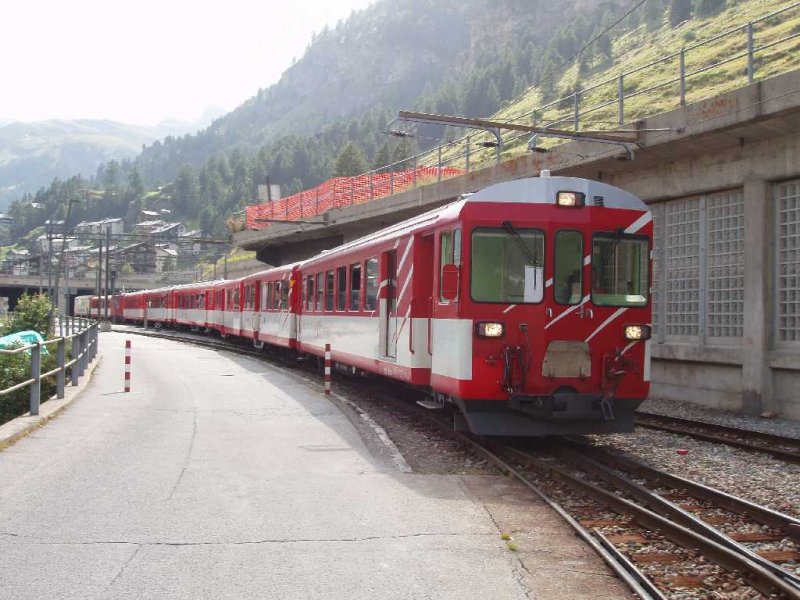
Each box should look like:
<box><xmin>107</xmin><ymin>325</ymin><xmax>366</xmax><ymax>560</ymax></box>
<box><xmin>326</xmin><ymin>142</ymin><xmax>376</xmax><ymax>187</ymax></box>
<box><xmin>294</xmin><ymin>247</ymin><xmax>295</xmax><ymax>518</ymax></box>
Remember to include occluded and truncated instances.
<box><xmin>0</xmin><ymin>332</ymin><xmax>631</xmax><ymax>599</ymax></box>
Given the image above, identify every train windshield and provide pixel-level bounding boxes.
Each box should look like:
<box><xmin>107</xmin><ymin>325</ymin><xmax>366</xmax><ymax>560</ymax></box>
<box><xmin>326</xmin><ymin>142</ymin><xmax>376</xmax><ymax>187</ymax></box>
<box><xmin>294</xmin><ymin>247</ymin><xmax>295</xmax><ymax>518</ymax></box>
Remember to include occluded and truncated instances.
<box><xmin>471</xmin><ymin>227</ymin><xmax>545</xmax><ymax>303</ymax></box>
<box><xmin>591</xmin><ymin>233</ymin><xmax>649</xmax><ymax>306</ymax></box>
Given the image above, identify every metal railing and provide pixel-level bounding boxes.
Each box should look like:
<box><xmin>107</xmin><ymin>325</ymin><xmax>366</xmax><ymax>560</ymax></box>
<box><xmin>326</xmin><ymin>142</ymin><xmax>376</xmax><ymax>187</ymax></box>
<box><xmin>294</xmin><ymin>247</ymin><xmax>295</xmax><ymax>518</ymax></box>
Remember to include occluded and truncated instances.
<box><xmin>511</xmin><ymin>1</ymin><xmax>800</xmax><ymax>134</ymax></box>
<box><xmin>414</xmin><ymin>1</ymin><xmax>800</xmax><ymax>169</ymax></box>
<box><xmin>0</xmin><ymin>317</ymin><xmax>99</xmax><ymax>418</ymax></box>
<box><xmin>244</xmin><ymin>2</ymin><xmax>800</xmax><ymax>229</ymax></box>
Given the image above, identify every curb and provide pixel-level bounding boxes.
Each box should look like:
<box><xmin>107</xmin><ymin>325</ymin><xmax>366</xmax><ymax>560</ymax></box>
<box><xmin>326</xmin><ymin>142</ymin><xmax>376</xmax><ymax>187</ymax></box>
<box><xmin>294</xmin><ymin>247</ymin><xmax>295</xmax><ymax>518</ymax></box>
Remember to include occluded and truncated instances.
<box><xmin>0</xmin><ymin>354</ymin><xmax>104</xmax><ymax>452</ymax></box>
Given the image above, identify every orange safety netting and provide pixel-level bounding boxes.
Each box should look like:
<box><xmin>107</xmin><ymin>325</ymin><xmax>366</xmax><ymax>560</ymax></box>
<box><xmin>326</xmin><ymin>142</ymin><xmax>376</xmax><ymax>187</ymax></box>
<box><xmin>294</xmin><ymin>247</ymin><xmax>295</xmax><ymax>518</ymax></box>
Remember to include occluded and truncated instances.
<box><xmin>245</xmin><ymin>166</ymin><xmax>464</xmax><ymax>230</ymax></box>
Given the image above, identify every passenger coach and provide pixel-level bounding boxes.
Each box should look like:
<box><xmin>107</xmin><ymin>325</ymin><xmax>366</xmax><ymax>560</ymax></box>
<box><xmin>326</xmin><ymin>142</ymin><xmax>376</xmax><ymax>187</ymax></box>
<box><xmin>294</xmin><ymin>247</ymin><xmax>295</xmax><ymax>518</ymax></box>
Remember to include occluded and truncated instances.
<box><xmin>294</xmin><ymin>172</ymin><xmax>652</xmax><ymax>435</ymax></box>
<box><xmin>110</xmin><ymin>173</ymin><xmax>652</xmax><ymax>437</ymax></box>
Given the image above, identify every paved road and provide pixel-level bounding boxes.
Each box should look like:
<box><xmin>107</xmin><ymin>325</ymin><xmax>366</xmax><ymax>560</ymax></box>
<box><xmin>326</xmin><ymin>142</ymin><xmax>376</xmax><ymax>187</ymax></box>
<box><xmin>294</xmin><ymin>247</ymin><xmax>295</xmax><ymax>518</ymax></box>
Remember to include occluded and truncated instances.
<box><xmin>0</xmin><ymin>332</ymin><xmax>556</xmax><ymax>600</ymax></box>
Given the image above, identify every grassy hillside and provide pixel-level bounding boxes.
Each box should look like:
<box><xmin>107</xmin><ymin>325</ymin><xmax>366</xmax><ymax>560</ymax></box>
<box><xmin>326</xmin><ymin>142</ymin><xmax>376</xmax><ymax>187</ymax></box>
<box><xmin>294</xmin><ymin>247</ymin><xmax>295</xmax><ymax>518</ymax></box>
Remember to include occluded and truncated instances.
<box><xmin>439</xmin><ymin>0</ymin><xmax>800</xmax><ymax>168</ymax></box>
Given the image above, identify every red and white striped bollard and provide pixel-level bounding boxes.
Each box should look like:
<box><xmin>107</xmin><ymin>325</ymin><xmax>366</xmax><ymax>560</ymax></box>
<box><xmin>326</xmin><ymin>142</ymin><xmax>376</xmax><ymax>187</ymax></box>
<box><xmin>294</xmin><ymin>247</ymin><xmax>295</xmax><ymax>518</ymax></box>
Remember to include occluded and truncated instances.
<box><xmin>324</xmin><ymin>343</ymin><xmax>331</xmax><ymax>395</ymax></box>
<box><xmin>124</xmin><ymin>339</ymin><xmax>132</xmax><ymax>392</ymax></box>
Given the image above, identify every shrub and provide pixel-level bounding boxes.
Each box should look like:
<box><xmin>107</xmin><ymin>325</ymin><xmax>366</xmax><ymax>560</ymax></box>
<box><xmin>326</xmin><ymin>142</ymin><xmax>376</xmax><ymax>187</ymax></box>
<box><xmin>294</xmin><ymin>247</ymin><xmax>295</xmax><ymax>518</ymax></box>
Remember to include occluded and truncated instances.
<box><xmin>0</xmin><ymin>344</ymin><xmax>60</xmax><ymax>426</ymax></box>
<box><xmin>5</xmin><ymin>294</ymin><xmax>52</xmax><ymax>338</ymax></box>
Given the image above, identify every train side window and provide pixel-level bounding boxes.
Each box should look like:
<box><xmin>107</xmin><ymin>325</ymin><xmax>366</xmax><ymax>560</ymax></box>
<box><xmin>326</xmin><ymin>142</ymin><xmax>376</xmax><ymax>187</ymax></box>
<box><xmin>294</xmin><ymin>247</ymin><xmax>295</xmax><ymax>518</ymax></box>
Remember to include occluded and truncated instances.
<box><xmin>273</xmin><ymin>282</ymin><xmax>281</xmax><ymax>310</ymax></box>
<box><xmin>453</xmin><ymin>228</ymin><xmax>462</xmax><ymax>266</ymax></box>
<box><xmin>439</xmin><ymin>231</ymin><xmax>456</xmax><ymax>301</ymax></box>
<box><xmin>555</xmin><ymin>231</ymin><xmax>583</xmax><ymax>305</ymax></box>
<box><xmin>306</xmin><ymin>276</ymin><xmax>314</xmax><ymax>311</ymax></box>
<box><xmin>350</xmin><ymin>263</ymin><xmax>361</xmax><ymax>311</ymax></box>
<box><xmin>265</xmin><ymin>283</ymin><xmax>273</xmax><ymax>311</ymax></box>
<box><xmin>315</xmin><ymin>272</ymin><xmax>324</xmax><ymax>312</ymax></box>
<box><xmin>365</xmin><ymin>258</ymin><xmax>378</xmax><ymax>311</ymax></box>
<box><xmin>337</xmin><ymin>266</ymin><xmax>347</xmax><ymax>310</ymax></box>
<box><xmin>280</xmin><ymin>280</ymin><xmax>289</xmax><ymax>310</ymax></box>
<box><xmin>325</xmin><ymin>270</ymin><xmax>334</xmax><ymax>311</ymax></box>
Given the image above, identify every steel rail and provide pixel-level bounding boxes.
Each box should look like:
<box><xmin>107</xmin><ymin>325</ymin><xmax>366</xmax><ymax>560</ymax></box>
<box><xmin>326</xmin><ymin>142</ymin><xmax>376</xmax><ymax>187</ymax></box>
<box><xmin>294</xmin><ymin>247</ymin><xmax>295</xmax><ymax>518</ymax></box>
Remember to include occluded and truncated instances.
<box><xmin>556</xmin><ymin>445</ymin><xmax>800</xmax><ymax>591</ymax></box>
<box><xmin>634</xmin><ymin>412</ymin><xmax>800</xmax><ymax>462</ymax></box>
<box><xmin>497</xmin><ymin>444</ymin><xmax>800</xmax><ymax>599</ymax></box>
<box><xmin>591</xmin><ymin>529</ymin><xmax>670</xmax><ymax>600</ymax></box>
<box><xmin>577</xmin><ymin>441</ymin><xmax>800</xmax><ymax>540</ymax></box>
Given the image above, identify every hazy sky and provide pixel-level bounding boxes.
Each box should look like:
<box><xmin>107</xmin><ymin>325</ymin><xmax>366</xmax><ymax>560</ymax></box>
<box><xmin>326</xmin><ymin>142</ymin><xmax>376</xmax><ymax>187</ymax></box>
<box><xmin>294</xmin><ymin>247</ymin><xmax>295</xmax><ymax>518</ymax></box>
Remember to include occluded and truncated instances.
<box><xmin>2</xmin><ymin>0</ymin><xmax>376</xmax><ymax>126</ymax></box>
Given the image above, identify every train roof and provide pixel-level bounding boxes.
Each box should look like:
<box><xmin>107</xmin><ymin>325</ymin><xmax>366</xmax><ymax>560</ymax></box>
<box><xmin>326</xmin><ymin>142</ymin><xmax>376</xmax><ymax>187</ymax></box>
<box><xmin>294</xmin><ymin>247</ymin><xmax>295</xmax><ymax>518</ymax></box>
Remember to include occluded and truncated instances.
<box><xmin>468</xmin><ymin>175</ymin><xmax>647</xmax><ymax>211</ymax></box>
<box><xmin>172</xmin><ymin>280</ymin><xmax>224</xmax><ymax>293</ymax></box>
<box><xmin>303</xmin><ymin>175</ymin><xmax>645</xmax><ymax>265</ymax></box>
<box><xmin>303</xmin><ymin>200</ymin><xmax>464</xmax><ymax>265</ymax></box>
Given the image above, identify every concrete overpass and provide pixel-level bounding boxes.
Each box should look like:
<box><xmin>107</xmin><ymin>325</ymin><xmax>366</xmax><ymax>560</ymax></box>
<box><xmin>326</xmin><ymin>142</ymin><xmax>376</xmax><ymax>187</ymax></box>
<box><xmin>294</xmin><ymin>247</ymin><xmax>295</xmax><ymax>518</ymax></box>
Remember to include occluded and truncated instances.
<box><xmin>0</xmin><ymin>270</ymin><xmax>200</xmax><ymax>315</ymax></box>
<box><xmin>235</xmin><ymin>69</ymin><xmax>800</xmax><ymax>420</ymax></box>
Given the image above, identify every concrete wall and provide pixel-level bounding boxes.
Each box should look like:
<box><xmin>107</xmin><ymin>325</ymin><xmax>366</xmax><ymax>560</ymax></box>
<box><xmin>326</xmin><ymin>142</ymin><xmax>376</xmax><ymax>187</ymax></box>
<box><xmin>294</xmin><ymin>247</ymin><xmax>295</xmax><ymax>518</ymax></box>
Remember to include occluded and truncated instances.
<box><xmin>601</xmin><ymin>96</ymin><xmax>800</xmax><ymax>419</ymax></box>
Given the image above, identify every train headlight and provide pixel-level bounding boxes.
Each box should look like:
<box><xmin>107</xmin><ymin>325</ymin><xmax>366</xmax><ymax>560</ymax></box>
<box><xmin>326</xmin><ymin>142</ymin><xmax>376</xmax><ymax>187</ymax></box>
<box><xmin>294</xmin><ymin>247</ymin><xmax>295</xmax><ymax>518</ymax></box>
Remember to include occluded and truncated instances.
<box><xmin>623</xmin><ymin>324</ymin><xmax>651</xmax><ymax>341</ymax></box>
<box><xmin>475</xmin><ymin>322</ymin><xmax>505</xmax><ymax>338</ymax></box>
<box><xmin>556</xmin><ymin>191</ymin><xmax>585</xmax><ymax>207</ymax></box>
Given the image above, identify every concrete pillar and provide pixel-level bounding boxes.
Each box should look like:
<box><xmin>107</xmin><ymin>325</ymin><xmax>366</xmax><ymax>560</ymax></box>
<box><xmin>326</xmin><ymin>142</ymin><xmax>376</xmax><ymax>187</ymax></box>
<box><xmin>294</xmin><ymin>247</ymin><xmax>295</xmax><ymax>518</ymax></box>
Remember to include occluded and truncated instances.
<box><xmin>741</xmin><ymin>178</ymin><xmax>771</xmax><ymax>415</ymax></box>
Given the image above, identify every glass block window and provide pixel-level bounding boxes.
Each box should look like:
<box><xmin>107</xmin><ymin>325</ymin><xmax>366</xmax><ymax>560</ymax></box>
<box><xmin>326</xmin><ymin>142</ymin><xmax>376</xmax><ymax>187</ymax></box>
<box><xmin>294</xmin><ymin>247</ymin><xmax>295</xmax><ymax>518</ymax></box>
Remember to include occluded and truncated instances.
<box><xmin>706</xmin><ymin>190</ymin><xmax>744</xmax><ymax>339</ymax></box>
<box><xmin>776</xmin><ymin>180</ymin><xmax>800</xmax><ymax>343</ymax></box>
<box><xmin>665</xmin><ymin>197</ymin><xmax>700</xmax><ymax>337</ymax></box>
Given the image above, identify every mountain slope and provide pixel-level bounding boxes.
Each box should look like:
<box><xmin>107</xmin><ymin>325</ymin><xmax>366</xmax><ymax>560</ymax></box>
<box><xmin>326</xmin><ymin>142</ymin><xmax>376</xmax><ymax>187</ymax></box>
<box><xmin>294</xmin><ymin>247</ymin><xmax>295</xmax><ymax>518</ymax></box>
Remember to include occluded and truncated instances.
<box><xmin>0</xmin><ymin>115</ymin><xmax>222</xmax><ymax>211</ymax></box>
<box><xmin>132</xmin><ymin>0</ymin><xmax>628</xmax><ymax>185</ymax></box>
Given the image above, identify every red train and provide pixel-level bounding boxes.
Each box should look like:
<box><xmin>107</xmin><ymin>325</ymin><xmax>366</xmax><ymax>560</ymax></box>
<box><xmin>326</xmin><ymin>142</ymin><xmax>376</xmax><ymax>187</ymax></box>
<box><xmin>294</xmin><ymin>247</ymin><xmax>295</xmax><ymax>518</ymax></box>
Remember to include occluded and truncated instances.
<box><xmin>103</xmin><ymin>173</ymin><xmax>653</xmax><ymax>436</ymax></box>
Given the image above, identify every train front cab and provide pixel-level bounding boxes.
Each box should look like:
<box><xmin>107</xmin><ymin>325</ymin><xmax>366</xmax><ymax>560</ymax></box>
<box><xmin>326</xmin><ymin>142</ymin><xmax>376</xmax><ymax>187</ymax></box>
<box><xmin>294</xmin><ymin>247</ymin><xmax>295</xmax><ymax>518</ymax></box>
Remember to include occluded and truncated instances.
<box><xmin>430</xmin><ymin>176</ymin><xmax>652</xmax><ymax>436</ymax></box>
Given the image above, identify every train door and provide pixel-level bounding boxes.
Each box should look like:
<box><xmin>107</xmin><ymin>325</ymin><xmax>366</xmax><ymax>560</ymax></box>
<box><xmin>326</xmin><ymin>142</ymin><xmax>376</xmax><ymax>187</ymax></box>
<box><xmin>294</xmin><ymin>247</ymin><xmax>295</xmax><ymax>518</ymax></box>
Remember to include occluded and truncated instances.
<box><xmin>383</xmin><ymin>249</ymin><xmax>398</xmax><ymax>358</ymax></box>
<box><xmin>417</xmin><ymin>235</ymin><xmax>435</xmax><ymax>359</ymax></box>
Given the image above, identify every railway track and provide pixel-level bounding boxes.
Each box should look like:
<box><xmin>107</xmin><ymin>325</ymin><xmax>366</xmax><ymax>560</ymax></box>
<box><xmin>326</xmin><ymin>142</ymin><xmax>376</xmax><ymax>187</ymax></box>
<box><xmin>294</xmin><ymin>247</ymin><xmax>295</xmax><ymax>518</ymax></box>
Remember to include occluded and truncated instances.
<box><xmin>634</xmin><ymin>412</ymin><xmax>800</xmax><ymax>463</ymax></box>
<box><xmin>115</xmin><ymin>325</ymin><xmax>800</xmax><ymax>599</ymax></box>
<box><xmin>378</xmin><ymin>406</ymin><xmax>800</xmax><ymax>597</ymax></box>
<box><xmin>494</xmin><ymin>441</ymin><xmax>800</xmax><ymax>599</ymax></box>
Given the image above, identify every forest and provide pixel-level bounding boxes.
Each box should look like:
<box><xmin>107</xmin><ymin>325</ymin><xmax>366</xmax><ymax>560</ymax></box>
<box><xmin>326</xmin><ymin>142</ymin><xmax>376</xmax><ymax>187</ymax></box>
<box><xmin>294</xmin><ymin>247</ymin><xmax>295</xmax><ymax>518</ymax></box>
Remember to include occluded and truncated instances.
<box><xmin>5</xmin><ymin>0</ymin><xmax>732</xmax><ymax>247</ymax></box>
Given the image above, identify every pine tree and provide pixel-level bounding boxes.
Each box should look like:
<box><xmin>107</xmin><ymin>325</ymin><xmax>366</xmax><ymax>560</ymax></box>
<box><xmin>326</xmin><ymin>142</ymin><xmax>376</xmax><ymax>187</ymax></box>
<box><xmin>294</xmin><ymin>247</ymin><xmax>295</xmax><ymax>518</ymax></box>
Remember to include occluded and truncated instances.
<box><xmin>332</xmin><ymin>142</ymin><xmax>369</xmax><ymax>177</ymax></box>
<box><xmin>670</xmin><ymin>0</ymin><xmax>692</xmax><ymax>27</ymax></box>
<box><xmin>645</xmin><ymin>0</ymin><xmax>664</xmax><ymax>30</ymax></box>
<box><xmin>372</xmin><ymin>143</ymin><xmax>392</xmax><ymax>171</ymax></box>
<box><xmin>696</xmin><ymin>0</ymin><xmax>725</xmax><ymax>17</ymax></box>
<box><xmin>174</xmin><ymin>165</ymin><xmax>200</xmax><ymax>217</ymax></box>
<box><xmin>391</xmin><ymin>137</ymin><xmax>416</xmax><ymax>171</ymax></box>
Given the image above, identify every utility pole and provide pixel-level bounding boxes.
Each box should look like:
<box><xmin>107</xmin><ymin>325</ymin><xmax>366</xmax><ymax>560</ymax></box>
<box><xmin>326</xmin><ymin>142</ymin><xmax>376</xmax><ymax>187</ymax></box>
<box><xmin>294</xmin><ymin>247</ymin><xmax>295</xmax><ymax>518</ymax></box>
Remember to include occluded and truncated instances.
<box><xmin>47</xmin><ymin>222</ymin><xmax>53</xmax><ymax>304</ymax></box>
<box><xmin>104</xmin><ymin>227</ymin><xmax>111</xmax><ymax>321</ymax></box>
<box><xmin>48</xmin><ymin>197</ymin><xmax>81</xmax><ymax>334</ymax></box>
<box><xmin>97</xmin><ymin>238</ymin><xmax>103</xmax><ymax>317</ymax></box>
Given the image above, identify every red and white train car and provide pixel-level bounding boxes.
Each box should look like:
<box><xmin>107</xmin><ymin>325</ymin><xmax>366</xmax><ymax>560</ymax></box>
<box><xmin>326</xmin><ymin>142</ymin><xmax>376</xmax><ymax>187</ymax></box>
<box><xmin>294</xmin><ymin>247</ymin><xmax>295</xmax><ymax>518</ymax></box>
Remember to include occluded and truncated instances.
<box><xmin>239</xmin><ymin>263</ymin><xmax>301</xmax><ymax>349</ymax></box>
<box><xmin>215</xmin><ymin>277</ymin><xmax>244</xmax><ymax>337</ymax></box>
<box><xmin>296</xmin><ymin>173</ymin><xmax>652</xmax><ymax>436</ymax></box>
<box><xmin>296</xmin><ymin>212</ymin><xmax>436</xmax><ymax>386</ymax></box>
<box><xmin>74</xmin><ymin>295</ymin><xmax>110</xmax><ymax>318</ymax></box>
<box><xmin>116</xmin><ymin>291</ymin><xmax>146</xmax><ymax>323</ymax></box>
<box><xmin>111</xmin><ymin>173</ymin><xmax>652</xmax><ymax>437</ymax></box>
<box><xmin>173</xmin><ymin>281</ymin><xmax>218</xmax><ymax>330</ymax></box>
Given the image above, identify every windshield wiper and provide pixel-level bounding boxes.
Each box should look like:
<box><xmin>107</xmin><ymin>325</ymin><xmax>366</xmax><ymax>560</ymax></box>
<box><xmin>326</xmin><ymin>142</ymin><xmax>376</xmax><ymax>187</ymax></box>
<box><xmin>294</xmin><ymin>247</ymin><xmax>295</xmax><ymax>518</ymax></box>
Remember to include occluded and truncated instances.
<box><xmin>502</xmin><ymin>220</ymin><xmax>539</xmax><ymax>266</ymax></box>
